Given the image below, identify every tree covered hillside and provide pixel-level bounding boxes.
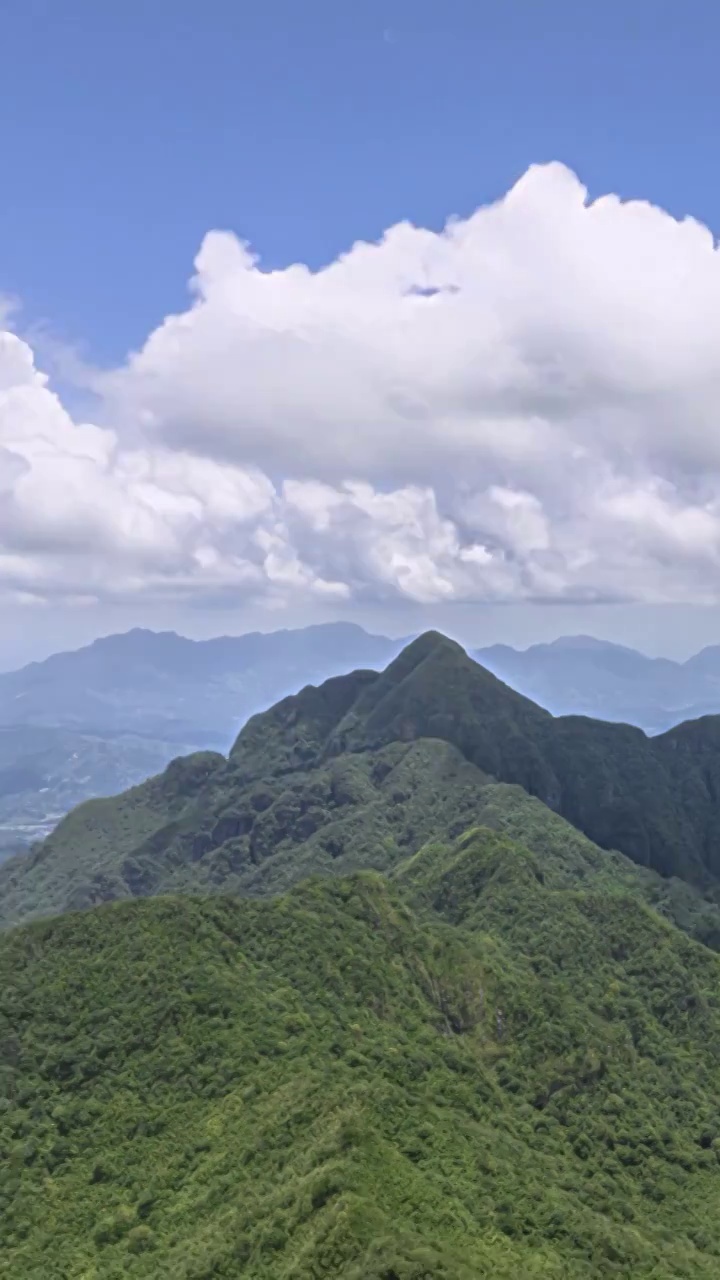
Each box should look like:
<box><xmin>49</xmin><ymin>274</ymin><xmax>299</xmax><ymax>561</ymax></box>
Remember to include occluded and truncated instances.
<box><xmin>4</xmin><ymin>828</ymin><xmax>720</xmax><ymax>1277</ymax></box>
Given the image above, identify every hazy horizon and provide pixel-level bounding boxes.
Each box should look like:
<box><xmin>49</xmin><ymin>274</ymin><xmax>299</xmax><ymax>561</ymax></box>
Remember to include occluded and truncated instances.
<box><xmin>5</xmin><ymin>601</ymin><xmax>720</xmax><ymax>672</ymax></box>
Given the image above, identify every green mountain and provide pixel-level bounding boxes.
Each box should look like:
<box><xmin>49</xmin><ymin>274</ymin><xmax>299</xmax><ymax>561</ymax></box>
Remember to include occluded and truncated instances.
<box><xmin>5</xmin><ymin>828</ymin><xmax>720</xmax><ymax>1277</ymax></box>
<box><xmin>3</xmin><ymin>631</ymin><xmax>720</xmax><ymax>936</ymax></box>
<box><xmin>7</xmin><ymin>631</ymin><xmax>720</xmax><ymax>1275</ymax></box>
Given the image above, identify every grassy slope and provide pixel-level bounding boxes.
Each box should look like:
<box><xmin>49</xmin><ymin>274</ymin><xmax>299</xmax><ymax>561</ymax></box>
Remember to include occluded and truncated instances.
<box><xmin>4</xmin><ymin>831</ymin><xmax>720</xmax><ymax>1278</ymax></box>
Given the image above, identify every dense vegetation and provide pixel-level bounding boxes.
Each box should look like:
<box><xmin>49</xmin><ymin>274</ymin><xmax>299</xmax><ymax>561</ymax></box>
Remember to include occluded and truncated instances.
<box><xmin>5</xmin><ymin>632</ymin><xmax>720</xmax><ymax>935</ymax></box>
<box><xmin>6</xmin><ymin>631</ymin><xmax>720</xmax><ymax>1274</ymax></box>
<box><xmin>4</xmin><ymin>827</ymin><xmax>720</xmax><ymax>1277</ymax></box>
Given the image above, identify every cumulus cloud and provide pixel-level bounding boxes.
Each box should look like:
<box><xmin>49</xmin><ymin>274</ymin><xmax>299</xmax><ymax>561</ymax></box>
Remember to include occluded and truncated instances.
<box><xmin>5</xmin><ymin>161</ymin><xmax>720</xmax><ymax>611</ymax></box>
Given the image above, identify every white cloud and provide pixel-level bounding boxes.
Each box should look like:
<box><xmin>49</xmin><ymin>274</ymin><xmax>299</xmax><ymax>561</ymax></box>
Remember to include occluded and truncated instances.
<box><xmin>5</xmin><ymin>162</ymin><xmax>720</xmax><ymax>611</ymax></box>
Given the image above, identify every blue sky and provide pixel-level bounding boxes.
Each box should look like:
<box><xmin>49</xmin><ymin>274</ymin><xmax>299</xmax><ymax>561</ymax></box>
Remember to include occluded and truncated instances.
<box><xmin>4</xmin><ymin>1</ymin><xmax>720</xmax><ymax>665</ymax></box>
<box><xmin>4</xmin><ymin>0</ymin><xmax>718</xmax><ymax>360</ymax></box>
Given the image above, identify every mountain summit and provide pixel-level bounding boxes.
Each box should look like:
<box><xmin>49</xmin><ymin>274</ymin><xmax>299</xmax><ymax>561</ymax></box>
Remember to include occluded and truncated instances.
<box><xmin>226</xmin><ymin>630</ymin><xmax>720</xmax><ymax>886</ymax></box>
<box><xmin>5</xmin><ymin>631</ymin><xmax>720</xmax><ymax>931</ymax></box>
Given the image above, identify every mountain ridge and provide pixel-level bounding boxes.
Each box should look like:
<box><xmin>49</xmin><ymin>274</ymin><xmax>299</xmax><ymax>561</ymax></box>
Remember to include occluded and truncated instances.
<box><xmin>0</xmin><ymin>621</ymin><xmax>408</xmax><ymax>736</ymax></box>
<box><xmin>5</xmin><ymin>631</ymin><xmax>720</xmax><ymax>936</ymax></box>
<box><xmin>474</xmin><ymin>634</ymin><xmax>720</xmax><ymax>733</ymax></box>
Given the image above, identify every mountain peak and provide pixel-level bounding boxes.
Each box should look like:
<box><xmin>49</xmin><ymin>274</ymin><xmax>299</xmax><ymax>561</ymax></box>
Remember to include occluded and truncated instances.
<box><xmin>386</xmin><ymin>629</ymin><xmax>465</xmax><ymax>668</ymax></box>
<box><xmin>89</xmin><ymin>627</ymin><xmax>184</xmax><ymax>650</ymax></box>
<box><xmin>412</xmin><ymin>629</ymin><xmax>460</xmax><ymax>648</ymax></box>
<box><xmin>323</xmin><ymin>631</ymin><xmax>555</xmax><ymax>792</ymax></box>
<box><xmin>547</xmin><ymin>634</ymin><xmax>621</xmax><ymax>651</ymax></box>
<box><xmin>543</xmin><ymin>634</ymin><xmax>644</xmax><ymax>657</ymax></box>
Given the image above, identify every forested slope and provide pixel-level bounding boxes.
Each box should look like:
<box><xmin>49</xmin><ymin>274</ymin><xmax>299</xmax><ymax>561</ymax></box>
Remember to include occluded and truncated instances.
<box><xmin>4</xmin><ymin>829</ymin><xmax>720</xmax><ymax>1277</ymax></box>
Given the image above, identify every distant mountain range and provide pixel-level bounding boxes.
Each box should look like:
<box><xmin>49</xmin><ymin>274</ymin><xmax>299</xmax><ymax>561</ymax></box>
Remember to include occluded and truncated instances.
<box><xmin>4</xmin><ymin>621</ymin><xmax>720</xmax><ymax>854</ymax></box>
<box><xmin>474</xmin><ymin>634</ymin><xmax>720</xmax><ymax>733</ymax></box>
<box><xmin>0</xmin><ymin>623</ymin><xmax>406</xmax><ymax>850</ymax></box>
<box><xmin>0</xmin><ymin>622</ymin><xmax>407</xmax><ymax>740</ymax></box>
